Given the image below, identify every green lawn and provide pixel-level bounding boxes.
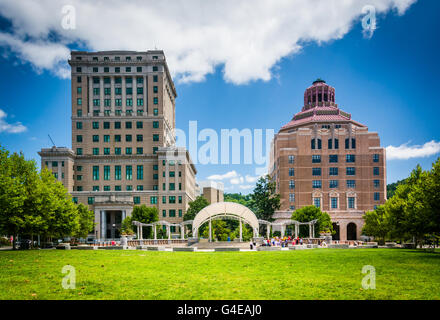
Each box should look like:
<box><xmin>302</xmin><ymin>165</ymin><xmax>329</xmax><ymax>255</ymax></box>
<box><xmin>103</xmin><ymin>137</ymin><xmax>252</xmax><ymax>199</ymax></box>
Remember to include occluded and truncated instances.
<box><xmin>0</xmin><ymin>248</ymin><xmax>439</xmax><ymax>300</ymax></box>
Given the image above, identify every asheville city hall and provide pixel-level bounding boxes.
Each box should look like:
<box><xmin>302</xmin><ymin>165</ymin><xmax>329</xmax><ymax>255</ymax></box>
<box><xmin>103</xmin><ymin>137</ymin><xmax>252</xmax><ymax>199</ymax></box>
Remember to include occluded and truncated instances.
<box><xmin>39</xmin><ymin>50</ymin><xmax>386</xmax><ymax>241</ymax></box>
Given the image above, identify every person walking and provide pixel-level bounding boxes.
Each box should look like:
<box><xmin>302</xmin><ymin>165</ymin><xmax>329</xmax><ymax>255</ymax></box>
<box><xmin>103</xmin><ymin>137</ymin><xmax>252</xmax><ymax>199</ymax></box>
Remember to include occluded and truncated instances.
<box><xmin>249</xmin><ymin>240</ymin><xmax>254</xmax><ymax>250</ymax></box>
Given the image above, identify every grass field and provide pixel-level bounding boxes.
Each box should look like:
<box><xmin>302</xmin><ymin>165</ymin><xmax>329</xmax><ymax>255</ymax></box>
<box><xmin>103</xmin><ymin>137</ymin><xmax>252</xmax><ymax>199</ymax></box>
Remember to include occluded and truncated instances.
<box><xmin>0</xmin><ymin>248</ymin><xmax>439</xmax><ymax>300</ymax></box>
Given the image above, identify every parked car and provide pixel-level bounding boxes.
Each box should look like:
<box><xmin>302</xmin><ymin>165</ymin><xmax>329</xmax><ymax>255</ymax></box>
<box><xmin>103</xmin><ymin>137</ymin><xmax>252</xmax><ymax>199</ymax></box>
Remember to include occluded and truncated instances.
<box><xmin>17</xmin><ymin>239</ymin><xmax>32</xmax><ymax>250</ymax></box>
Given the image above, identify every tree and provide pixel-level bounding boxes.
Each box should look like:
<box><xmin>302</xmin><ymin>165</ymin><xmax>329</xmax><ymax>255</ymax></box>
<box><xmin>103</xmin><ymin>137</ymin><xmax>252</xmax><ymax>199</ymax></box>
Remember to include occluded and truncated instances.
<box><xmin>121</xmin><ymin>217</ymin><xmax>134</xmax><ymax>235</ymax></box>
<box><xmin>291</xmin><ymin>205</ymin><xmax>333</xmax><ymax>238</ymax></box>
<box><xmin>362</xmin><ymin>205</ymin><xmax>390</xmax><ymax>244</ymax></box>
<box><xmin>131</xmin><ymin>205</ymin><xmax>159</xmax><ymax>238</ymax></box>
<box><xmin>184</xmin><ymin>196</ymin><xmax>209</xmax><ymax>221</ymax></box>
<box><xmin>75</xmin><ymin>203</ymin><xmax>95</xmax><ymax>239</ymax></box>
<box><xmin>224</xmin><ymin>193</ymin><xmax>255</xmax><ymax>211</ymax></box>
<box><xmin>201</xmin><ymin>220</ymin><xmax>231</xmax><ymax>241</ymax></box>
<box><xmin>251</xmin><ymin>175</ymin><xmax>280</xmax><ymax>221</ymax></box>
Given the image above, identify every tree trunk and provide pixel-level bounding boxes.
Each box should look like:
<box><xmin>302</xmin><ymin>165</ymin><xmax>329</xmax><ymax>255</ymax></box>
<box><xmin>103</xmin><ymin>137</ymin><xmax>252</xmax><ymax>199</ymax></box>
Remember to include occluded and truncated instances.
<box><xmin>12</xmin><ymin>234</ymin><xmax>17</xmax><ymax>250</ymax></box>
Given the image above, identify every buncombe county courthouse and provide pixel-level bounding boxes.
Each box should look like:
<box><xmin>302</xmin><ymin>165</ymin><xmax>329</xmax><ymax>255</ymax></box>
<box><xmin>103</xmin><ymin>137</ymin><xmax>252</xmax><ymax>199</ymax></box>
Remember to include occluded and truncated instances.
<box><xmin>269</xmin><ymin>79</ymin><xmax>386</xmax><ymax>241</ymax></box>
<box><xmin>38</xmin><ymin>50</ymin><xmax>386</xmax><ymax>241</ymax></box>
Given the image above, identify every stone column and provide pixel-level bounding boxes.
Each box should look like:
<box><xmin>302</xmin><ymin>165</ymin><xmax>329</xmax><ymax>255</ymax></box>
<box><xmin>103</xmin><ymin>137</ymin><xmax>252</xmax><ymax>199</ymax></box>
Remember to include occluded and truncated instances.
<box><xmin>239</xmin><ymin>218</ymin><xmax>242</xmax><ymax>242</ymax></box>
<box><xmin>99</xmin><ymin>76</ymin><xmax>104</xmax><ymax>115</ymax></box>
<box><xmin>88</xmin><ymin>76</ymin><xmax>93</xmax><ymax>116</ymax></box>
<box><xmin>101</xmin><ymin>210</ymin><xmax>106</xmax><ymax>240</ymax></box>
<box><xmin>167</xmin><ymin>225</ymin><xmax>171</xmax><ymax>240</ymax></box>
<box><xmin>309</xmin><ymin>224</ymin><xmax>312</xmax><ymax>238</ymax></box>
<box><xmin>209</xmin><ymin>218</ymin><xmax>212</xmax><ymax>242</ymax></box>
<box><xmin>165</xmin><ymin>161</ymin><xmax>169</xmax><ymax>192</ymax></box>
<box><xmin>133</xmin><ymin>76</ymin><xmax>137</xmax><ymax>113</ymax></box>
<box><xmin>266</xmin><ymin>224</ymin><xmax>270</xmax><ymax>239</ymax></box>
<box><xmin>110</xmin><ymin>76</ymin><xmax>115</xmax><ymax>115</ymax></box>
<box><xmin>154</xmin><ymin>225</ymin><xmax>157</xmax><ymax>240</ymax></box>
<box><xmin>339</xmin><ymin>222</ymin><xmax>348</xmax><ymax>241</ymax></box>
<box><xmin>57</xmin><ymin>165</ymin><xmax>62</xmax><ymax>181</ymax></box>
<box><xmin>181</xmin><ymin>225</ymin><xmax>184</xmax><ymax>239</ymax></box>
<box><xmin>144</xmin><ymin>75</ymin><xmax>148</xmax><ymax>113</ymax></box>
<box><xmin>122</xmin><ymin>76</ymin><xmax>126</xmax><ymax>114</ymax></box>
<box><xmin>281</xmin><ymin>225</ymin><xmax>285</xmax><ymax>238</ymax></box>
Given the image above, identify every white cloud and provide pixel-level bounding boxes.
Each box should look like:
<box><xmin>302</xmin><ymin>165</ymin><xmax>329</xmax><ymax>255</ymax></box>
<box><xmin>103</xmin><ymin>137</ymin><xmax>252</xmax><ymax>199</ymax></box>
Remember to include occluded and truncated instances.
<box><xmin>207</xmin><ymin>170</ymin><xmax>238</xmax><ymax>181</ymax></box>
<box><xmin>245</xmin><ymin>174</ymin><xmax>262</xmax><ymax>183</ymax></box>
<box><xmin>230</xmin><ymin>176</ymin><xmax>244</xmax><ymax>185</ymax></box>
<box><xmin>239</xmin><ymin>185</ymin><xmax>254</xmax><ymax>190</ymax></box>
<box><xmin>0</xmin><ymin>109</ymin><xmax>27</xmax><ymax>133</ymax></box>
<box><xmin>386</xmin><ymin>140</ymin><xmax>440</xmax><ymax>160</ymax></box>
<box><xmin>0</xmin><ymin>0</ymin><xmax>416</xmax><ymax>84</ymax></box>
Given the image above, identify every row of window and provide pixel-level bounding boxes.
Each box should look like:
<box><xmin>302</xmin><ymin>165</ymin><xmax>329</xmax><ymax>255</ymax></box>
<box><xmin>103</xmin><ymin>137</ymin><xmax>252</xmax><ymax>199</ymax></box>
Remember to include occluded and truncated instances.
<box><xmin>78</xmin><ymin>97</ymin><xmax>158</xmax><ymax>107</ymax></box>
<box><xmin>75</xmin><ymin>55</ymin><xmax>161</xmax><ymax>62</ymax></box>
<box><xmin>76</xmin><ymin>134</ymin><xmax>159</xmax><ymax>143</ymax></box>
<box><xmin>287</xmin><ymin>179</ymin><xmax>380</xmax><ymax>189</ymax></box>
<box><xmin>311</xmin><ymin>138</ymin><xmax>356</xmax><ymax>150</ymax></box>
<box><xmin>76</xmin><ymin>109</ymin><xmax>158</xmax><ymax>117</ymax></box>
<box><xmin>311</xmin><ymin>193</ymin><xmax>380</xmax><ymax>209</ymax></box>
<box><xmin>76</xmin><ymin>147</ymin><xmax>157</xmax><ymax>155</ymax></box>
<box><xmin>76</xmin><ymin>120</ymin><xmax>159</xmax><ymax>129</ymax></box>
<box><xmin>289</xmin><ymin>167</ymin><xmax>380</xmax><ymax>177</ymax></box>
<box><xmin>76</xmin><ymin>66</ymin><xmax>159</xmax><ymax>74</ymax></box>
<box><xmin>86</xmin><ymin>86</ymin><xmax>154</xmax><ymax>95</ymax></box>
<box><xmin>74</xmin><ymin>182</ymin><xmax>182</xmax><ymax>192</ymax></box>
<box><xmin>308</xmin><ymin>154</ymin><xmax>380</xmax><ymax>163</ymax></box>
<box><xmin>76</xmin><ymin>75</ymin><xmax>158</xmax><ymax>84</ymax></box>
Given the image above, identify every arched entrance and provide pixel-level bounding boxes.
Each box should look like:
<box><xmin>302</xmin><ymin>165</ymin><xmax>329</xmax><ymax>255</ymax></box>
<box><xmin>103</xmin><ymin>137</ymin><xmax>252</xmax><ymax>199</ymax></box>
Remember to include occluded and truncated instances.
<box><xmin>192</xmin><ymin>202</ymin><xmax>259</xmax><ymax>241</ymax></box>
<box><xmin>347</xmin><ymin>222</ymin><xmax>357</xmax><ymax>240</ymax></box>
<box><xmin>332</xmin><ymin>222</ymin><xmax>340</xmax><ymax>240</ymax></box>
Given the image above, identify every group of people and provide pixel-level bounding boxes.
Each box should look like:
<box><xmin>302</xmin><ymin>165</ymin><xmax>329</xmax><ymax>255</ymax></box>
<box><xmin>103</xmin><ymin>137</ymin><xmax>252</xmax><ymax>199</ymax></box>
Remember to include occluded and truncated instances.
<box><xmin>259</xmin><ymin>236</ymin><xmax>328</xmax><ymax>248</ymax></box>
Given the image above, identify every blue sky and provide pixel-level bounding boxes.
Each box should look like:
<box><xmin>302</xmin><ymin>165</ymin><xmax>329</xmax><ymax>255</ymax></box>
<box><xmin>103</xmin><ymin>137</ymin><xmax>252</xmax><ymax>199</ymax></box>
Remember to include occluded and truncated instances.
<box><xmin>0</xmin><ymin>0</ymin><xmax>439</xmax><ymax>194</ymax></box>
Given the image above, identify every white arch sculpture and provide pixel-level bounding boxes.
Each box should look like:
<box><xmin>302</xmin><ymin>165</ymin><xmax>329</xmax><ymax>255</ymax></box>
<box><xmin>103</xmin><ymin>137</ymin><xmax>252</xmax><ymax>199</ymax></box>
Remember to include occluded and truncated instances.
<box><xmin>192</xmin><ymin>202</ymin><xmax>259</xmax><ymax>241</ymax></box>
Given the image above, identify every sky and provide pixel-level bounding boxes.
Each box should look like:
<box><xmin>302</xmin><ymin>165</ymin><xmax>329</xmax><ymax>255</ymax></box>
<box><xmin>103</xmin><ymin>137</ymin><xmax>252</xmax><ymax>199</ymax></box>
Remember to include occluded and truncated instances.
<box><xmin>0</xmin><ymin>0</ymin><xmax>439</xmax><ymax>194</ymax></box>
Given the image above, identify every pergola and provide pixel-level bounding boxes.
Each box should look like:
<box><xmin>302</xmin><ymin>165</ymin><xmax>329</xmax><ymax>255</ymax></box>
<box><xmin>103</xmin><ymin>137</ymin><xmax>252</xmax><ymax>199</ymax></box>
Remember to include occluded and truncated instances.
<box><xmin>132</xmin><ymin>202</ymin><xmax>319</xmax><ymax>241</ymax></box>
<box><xmin>132</xmin><ymin>220</ymin><xmax>193</xmax><ymax>240</ymax></box>
<box><xmin>258</xmin><ymin>219</ymin><xmax>318</xmax><ymax>238</ymax></box>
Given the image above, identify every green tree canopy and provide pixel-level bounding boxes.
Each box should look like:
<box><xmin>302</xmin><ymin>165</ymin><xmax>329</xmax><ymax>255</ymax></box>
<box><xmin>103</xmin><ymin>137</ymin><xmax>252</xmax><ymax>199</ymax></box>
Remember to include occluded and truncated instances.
<box><xmin>291</xmin><ymin>205</ymin><xmax>333</xmax><ymax>238</ymax></box>
<box><xmin>251</xmin><ymin>175</ymin><xmax>280</xmax><ymax>221</ymax></box>
<box><xmin>362</xmin><ymin>205</ymin><xmax>389</xmax><ymax>244</ymax></box>
<box><xmin>183</xmin><ymin>196</ymin><xmax>209</xmax><ymax>221</ymax></box>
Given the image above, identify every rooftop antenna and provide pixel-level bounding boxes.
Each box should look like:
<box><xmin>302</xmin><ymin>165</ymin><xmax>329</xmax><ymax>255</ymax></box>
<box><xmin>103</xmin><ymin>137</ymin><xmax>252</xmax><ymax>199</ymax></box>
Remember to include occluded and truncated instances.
<box><xmin>48</xmin><ymin>134</ymin><xmax>56</xmax><ymax>147</ymax></box>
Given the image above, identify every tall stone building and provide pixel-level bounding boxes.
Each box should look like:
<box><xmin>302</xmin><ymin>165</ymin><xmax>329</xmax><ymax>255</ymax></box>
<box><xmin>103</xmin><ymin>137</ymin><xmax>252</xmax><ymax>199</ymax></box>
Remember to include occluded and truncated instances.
<box><xmin>269</xmin><ymin>79</ymin><xmax>386</xmax><ymax>240</ymax></box>
<box><xmin>39</xmin><ymin>50</ymin><xmax>197</xmax><ymax>240</ymax></box>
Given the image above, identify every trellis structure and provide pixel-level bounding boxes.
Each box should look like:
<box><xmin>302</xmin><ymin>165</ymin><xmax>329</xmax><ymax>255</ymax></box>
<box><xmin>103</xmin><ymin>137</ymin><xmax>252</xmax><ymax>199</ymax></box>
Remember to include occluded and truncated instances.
<box><xmin>258</xmin><ymin>219</ymin><xmax>318</xmax><ymax>238</ymax></box>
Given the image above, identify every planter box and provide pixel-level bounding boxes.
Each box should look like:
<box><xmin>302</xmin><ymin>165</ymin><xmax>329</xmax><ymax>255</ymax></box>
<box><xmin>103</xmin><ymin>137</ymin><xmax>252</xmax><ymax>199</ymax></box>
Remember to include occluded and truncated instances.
<box><xmin>214</xmin><ymin>247</ymin><xmax>240</xmax><ymax>252</ymax></box>
<box><xmin>289</xmin><ymin>245</ymin><xmax>306</xmax><ymax>250</ymax></box>
<box><xmin>173</xmin><ymin>247</ymin><xmax>195</xmax><ymax>252</ymax></box>
<box><xmin>257</xmin><ymin>246</ymin><xmax>281</xmax><ymax>251</ymax></box>
<box><xmin>56</xmin><ymin>244</ymin><xmax>70</xmax><ymax>250</ymax></box>
<box><xmin>328</xmin><ymin>244</ymin><xmax>349</xmax><ymax>249</ymax></box>
<box><xmin>146</xmin><ymin>246</ymin><xmax>166</xmax><ymax>251</ymax></box>
<box><xmin>98</xmin><ymin>246</ymin><xmax>123</xmax><ymax>250</ymax></box>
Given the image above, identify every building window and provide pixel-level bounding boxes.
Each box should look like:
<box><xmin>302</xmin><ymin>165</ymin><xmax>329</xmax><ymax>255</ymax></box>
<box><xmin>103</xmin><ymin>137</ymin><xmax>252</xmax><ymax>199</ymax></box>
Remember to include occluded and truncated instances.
<box><xmin>334</xmin><ymin>139</ymin><xmax>339</xmax><ymax>149</ymax></box>
<box><xmin>137</xmin><ymin>185</ymin><xmax>143</xmax><ymax>191</ymax></box>
<box><xmin>153</xmin><ymin>86</ymin><xmax>158</xmax><ymax>93</ymax></box>
<box><xmin>153</xmin><ymin>147</ymin><xmax>158</xmax><ymax>154</ymax></box>
<box><xmin>373</xmin><ymin>154</ymin><xmax>380</xmax><ymax>162</ymax></box>
<box><xmin>313</xmin><ymin>198</ymin><xmax>321</xmax><ymax>208</ymax></box>
<box><xmin>93</xmin><ymin>186</ymin><xmax>99</xmax><ymax>191</ymax></box>
<box><xmin>115</xmin><ymin>165</ymin><xmax>121</xmax><ymax>180</ymax></box>
<box><xmin>289</xmin><ymin>180</ymin><xmax>295</xmax><ymax>189</ymax></box>
<box><xmin>93</xmin><ymin>148</ymin><xmax>99</xmax><ymax>155</ymax></box>
<box><xmin>126</xmin><ymin>165</ymin><xmax>132</xmax><ymax>180</ymax></box>
<box><xmin>329</xmin><ymin>167</ymin><xmax>338</xmax><ymax>176</ymax></box>
<box><xmin>329</xmin><ymin>155</ymin><xmax>338</xmax><ymax>163</ymax></box>
<box><xmin>153</xmin><ymin>108</ymin><xmax>158</xmax><ymax>116</ymax></box>
<box><xmin>288</xmin><ymin>155</ymin><xmax>295</xmax><ymax>164</ymax></box>
<box><xmin>104</xmin><ymin>135</ymin><xmax>110</xmax><ymax>143</ymax></box>
<box><xmin>153</xmin><ymin>121</ymin><xmax>159</xmax><ymax>128</ymax></box>
<box><xmin>329</xmin><ymin>180</ymin><xmax>339</xmax><ymax>188</ymax></box>
<box><xmin>312</xmin><ymin>180</ymin><xmax>322</xmax><ymax>188</ymax></box>
<box><xmin>153</xmin><ymin>75</ymin><xmax>158</xmax><ymax>82</ymax></box>
<box><xmin>346</xmin><ymin>167</ymin><xmax>356</xmax><ymax>176</ymax></box>
<box><xmin>179</xmin><ymin>196</ymin><xmax>182</xmax><ymax>204</ymax></box>
<box><xmin>312</xmin><ymin>155</ymin><xmax>321</xmax><ymax>163</ymax></box>
<box><xmin>90</xmin><ymin>166</ymin><xmax>99</xmax><ymax>181</ymax></box>
<box><xmin>137</xmin><ymin>135</ymin><xmax>143</xmax><ymax>142</ymax></box>
<box><xmin>92</xmin><ymin>121</ymin><xmax>99</xmax><ymax>129</ymax></box>
<box><xmin>328</xmin><ymin>139</ymin><xmax>333</xmax><ymax>150</ymax></box>
<box><xmin>114</xmin><ymin>135</ymin><xmax>121</xmax><ymax>142</ymax></box>
<box><xmin>137</xmin><ymin>165</ymin><xmax>143</xmax><ymax>180</ymax></box>
<box><xmin>126</xmin><ymin>147</ymin><xmax>132</xmax><ymax>155</ymax></box>
<box><xmin>72</xmin><ymin>197</ymin><xmax>78</xmax><ymax>204</ymax></box>
<box><xmin>153</xmin><ymin>97</ymin><xmax>158</xmax><ymax>105</ymax></box>
<box><xmin>88</xmin><ymin>197</ymin><xmax>94</xmax><ymax>205</ymax></box>
<box><xmin>137</xmin><ymin>77</ymin><xmax>144</xmax><ymax>84</ymax></box>
<box><xmin>169</xmin><ymin>183</ymin><xmax>175</xmax><ymax>191</ymax></box>
<box><xmin>162</xmin><ymin>210</ymin><xmax>166</xmax><ymax>217</ymax></box>
<box><xmin>331</xmin><ymin>197</ymin><xmax>338</xmax><ymax>209</ymax></box>
<box><xmin>133</xmin><ymin>196</ymin><xmax>140</xmax><ymax>204</ymax></box>
<box><xmin>150</xmin><ymin>196</ymin><xmax>157</xmax><ymax>204</ymax></box>
<box><xmin>348</xmin><ymin>197</ymin><xmax>355</xmax><ymax>209</ymax></box>
<box><xmin>289</xmin><ymin>193</ymin><xmax>295</xmax><ymax>202</ymax></box>
<box><xmin>346</xmin><ymin>154</ymin><xmax>355</xmax><ymax>163</ymax></box>
<box><xmin>115</xmin><ymin>122</ymin><xmax>121</xmax><ymax>129</ymax></box>
<box><xmin>374</xmin><ymin>180</ymin><xmax>380</xmax><ymax>188</ymax></box>
<box><xmin>77</xmin><ymin>98</ymin><xmax>82</xmax><ymax>106</ymax></box>
<box><xmin>93</xmin><ymin>135</ymin><xmax>99</xmax><ymax>142</ymax></box>
<box><xmin>127</xmin><ymin>185</ymin><xmax>133</xmax><ymax>191</ymax></box>
<box><xmin>347</xmin><ymin>180</ymin><xmax>356</xmax><ymax>188</ymax></box>
<box><xmin>102</xmin><ymin>165</ymin><xmax>110</xmax><ymax>180</ymax></box>
<box><xmin>179</xmin><ymin>210</ymin><xmax>182</xmax><ymax>217</ymax></box>
<box><xmin>374</xmin><ymin>192</ymin><xmax>380</xmax><ymax>201</ymax></box>
<box><xmin>125</xmin><ymin>134</ymin><xmax>132</xmax><ymax>142</ymax></box>
<box><xmin>77</xmin><ymin>148</ymin><xmax>83</xmax><ymax>155</ymax></box>
<box><xmin>373</xmin><ymin>167</ymin><xmax>380</xmax><ymax>176</ymax></box>
<box><xmin>136</xmin><ymin>147</ymin><xmax>143</xmax><ymax>155</ymax></box>
<box><xmin>169</xmin><ymin>210</ymin><xmax>176</xmax><ymax>217</ymax></box>
<box><xmin>312</xmin><ymin>168</ymin><xmax>321</xmax><ymax>176</ymax></box>
<box><xmin>76</xmin><ymin>135</ymin><xmax>83</xmax><ymax>142</ymax></box>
